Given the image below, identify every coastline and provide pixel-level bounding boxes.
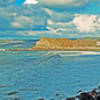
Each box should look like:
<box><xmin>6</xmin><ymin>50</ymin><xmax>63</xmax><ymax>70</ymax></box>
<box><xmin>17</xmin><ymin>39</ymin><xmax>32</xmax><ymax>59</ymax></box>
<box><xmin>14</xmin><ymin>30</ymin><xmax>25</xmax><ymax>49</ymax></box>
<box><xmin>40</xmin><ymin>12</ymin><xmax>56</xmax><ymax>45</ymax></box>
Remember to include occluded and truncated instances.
<box><xmin>28</xmin><ymin>45</ymin><xmax>100</xmax><ymax>51</ymax></box>
<box><xmin>28</xmin><ymin>37</ymin><xmax>100</xmax><ymax>52</ymax></box>
<box><xmin>4</xmin><ymin>47</ymin><xmax>100</xmax><ymax>52</ymax></box>
<box><xmin>1</xmin><ymin>37</ymin><xmax>100</xmax><ymax>52</ymax></box>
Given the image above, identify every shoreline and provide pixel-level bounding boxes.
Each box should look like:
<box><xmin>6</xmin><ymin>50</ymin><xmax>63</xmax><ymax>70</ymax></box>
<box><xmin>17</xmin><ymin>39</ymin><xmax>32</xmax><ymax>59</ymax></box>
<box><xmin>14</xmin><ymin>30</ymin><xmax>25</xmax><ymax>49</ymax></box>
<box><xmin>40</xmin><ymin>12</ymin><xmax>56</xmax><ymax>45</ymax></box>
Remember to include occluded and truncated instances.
<box><xmin>29</xmin><ymin>46</ymin><xmax>100</xmax><ymax>51</ymax></box>
<box><xmin>1</xmin><ymin>37</ymin><xmax>100</xmax><ymax>52</ymax></box>
<box><xmin>2</xmin><ymin>48</ymin><xmax>100</xmax><ymax>52</ymax></box>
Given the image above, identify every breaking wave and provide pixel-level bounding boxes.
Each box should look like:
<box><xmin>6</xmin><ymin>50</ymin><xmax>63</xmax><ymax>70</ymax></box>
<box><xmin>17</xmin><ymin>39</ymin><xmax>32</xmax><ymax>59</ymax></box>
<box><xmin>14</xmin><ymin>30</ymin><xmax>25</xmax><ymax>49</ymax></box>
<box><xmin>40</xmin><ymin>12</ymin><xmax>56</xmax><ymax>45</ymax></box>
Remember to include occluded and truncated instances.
<box><xmin>42</xmin><ymin>51</ymin><xmax>100</xmax><ymax>57</ymax></box>
<box><xmin>0</xmin><ymin>49</ymin><xmax>6</xmax><ymax>51</ymax></box>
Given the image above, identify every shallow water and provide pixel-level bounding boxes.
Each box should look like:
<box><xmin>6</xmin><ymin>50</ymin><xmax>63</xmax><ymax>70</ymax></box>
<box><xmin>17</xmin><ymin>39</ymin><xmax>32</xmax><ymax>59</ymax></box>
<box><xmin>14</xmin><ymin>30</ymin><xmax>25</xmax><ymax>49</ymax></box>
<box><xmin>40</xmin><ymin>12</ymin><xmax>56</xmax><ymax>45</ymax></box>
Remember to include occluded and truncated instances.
<box><xmin>0</xmin><ymin>40</ymin><xmax>100</xmax><ymax>100</ymax></box>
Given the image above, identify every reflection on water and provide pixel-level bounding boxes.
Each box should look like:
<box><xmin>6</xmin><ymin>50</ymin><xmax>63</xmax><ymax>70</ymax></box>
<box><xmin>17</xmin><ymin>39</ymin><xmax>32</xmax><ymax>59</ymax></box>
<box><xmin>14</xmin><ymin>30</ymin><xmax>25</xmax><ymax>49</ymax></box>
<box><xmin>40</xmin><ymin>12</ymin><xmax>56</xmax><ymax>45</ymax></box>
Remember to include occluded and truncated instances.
<box><xmin>0</xmin><ymin>50</ymin><xmax>100</xmax><ymax>100</ymax></box>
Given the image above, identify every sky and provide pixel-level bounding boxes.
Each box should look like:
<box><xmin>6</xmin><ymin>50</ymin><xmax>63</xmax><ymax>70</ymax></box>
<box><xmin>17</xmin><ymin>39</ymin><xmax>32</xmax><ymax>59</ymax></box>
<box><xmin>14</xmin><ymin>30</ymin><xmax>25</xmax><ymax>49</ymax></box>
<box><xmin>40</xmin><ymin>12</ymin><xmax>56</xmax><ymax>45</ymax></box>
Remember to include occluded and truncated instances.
<box><xmin>0</xmin><ymin>0</ymin><xmax>100</xmax><ymax>38</ymax></box>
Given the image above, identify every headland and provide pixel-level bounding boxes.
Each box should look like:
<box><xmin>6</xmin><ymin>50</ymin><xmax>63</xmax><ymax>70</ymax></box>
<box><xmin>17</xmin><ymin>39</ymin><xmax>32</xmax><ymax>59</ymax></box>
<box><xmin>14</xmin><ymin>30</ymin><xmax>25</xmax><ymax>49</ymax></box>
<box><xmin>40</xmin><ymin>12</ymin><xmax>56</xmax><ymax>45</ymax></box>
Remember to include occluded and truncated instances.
<box><xmin>29</xmin><ymin>37</ymin><xmax>100</xmax><ymax>51</ymax></box>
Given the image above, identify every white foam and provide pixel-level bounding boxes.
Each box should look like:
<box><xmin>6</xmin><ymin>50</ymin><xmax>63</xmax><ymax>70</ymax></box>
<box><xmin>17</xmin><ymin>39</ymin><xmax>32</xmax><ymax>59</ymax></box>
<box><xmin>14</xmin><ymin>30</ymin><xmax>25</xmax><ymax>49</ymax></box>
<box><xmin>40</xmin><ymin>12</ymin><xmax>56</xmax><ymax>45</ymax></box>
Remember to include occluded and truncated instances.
<box><xmin>43</xmin><ymin>51</ymin><xmax>100</xmax><ymax>57</ymax></box>
<box><xmin>0</xmin><ymin>49</ymin><xmax>6</xmax><ymax>51</ymax></box>
<box><xmin>81</xmin><ymin>51</ymin><xmax>100</xmax><ymax>55</ymax></box>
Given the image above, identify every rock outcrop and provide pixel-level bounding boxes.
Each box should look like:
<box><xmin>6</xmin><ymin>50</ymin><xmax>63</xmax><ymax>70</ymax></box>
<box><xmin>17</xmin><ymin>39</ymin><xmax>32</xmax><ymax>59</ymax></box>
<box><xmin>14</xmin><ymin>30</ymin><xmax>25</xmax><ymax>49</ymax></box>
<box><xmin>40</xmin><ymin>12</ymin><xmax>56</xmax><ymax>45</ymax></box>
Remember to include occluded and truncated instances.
<box><xmin>30</xmin><ymin>37</ymin><xmax>100</xmax><ymax>51</ymax></box>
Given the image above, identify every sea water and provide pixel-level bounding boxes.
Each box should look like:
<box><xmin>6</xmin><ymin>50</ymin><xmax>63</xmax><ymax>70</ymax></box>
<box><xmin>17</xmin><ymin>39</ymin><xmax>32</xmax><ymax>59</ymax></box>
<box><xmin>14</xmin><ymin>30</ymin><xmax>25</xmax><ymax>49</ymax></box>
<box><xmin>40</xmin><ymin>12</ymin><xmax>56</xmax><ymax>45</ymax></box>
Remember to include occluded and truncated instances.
<box><xmin>0</xmin><ymin>40</ymin><xmax>100</xmax><ymax>100</ymax></box>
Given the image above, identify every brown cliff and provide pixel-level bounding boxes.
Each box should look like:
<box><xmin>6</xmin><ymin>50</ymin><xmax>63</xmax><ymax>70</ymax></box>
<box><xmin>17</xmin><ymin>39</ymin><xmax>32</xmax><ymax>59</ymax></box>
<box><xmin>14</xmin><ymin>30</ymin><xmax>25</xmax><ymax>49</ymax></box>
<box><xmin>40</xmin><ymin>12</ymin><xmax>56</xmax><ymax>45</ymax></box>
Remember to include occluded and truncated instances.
<box><xmin>30</xmin><ymin>37</ymin><xmax>100</xmax><ymax>51</ymax></box>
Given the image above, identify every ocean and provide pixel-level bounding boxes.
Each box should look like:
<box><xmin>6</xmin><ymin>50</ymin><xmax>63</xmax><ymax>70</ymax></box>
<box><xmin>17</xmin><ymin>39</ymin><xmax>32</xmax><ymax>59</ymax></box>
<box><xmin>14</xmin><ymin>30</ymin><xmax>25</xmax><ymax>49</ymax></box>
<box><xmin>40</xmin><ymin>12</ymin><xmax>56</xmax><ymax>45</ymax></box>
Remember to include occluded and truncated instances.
<box><xmin>0</xmin><ymin>39</ymin><xmax>100</xmax><ymax>100</ymax></box>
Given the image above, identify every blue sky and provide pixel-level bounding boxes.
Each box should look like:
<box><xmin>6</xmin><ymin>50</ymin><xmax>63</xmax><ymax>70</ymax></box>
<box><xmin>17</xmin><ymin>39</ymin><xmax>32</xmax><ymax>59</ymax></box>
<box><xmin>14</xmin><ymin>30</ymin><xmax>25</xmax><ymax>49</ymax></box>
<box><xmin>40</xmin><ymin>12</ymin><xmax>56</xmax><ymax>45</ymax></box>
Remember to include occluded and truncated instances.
<box><xmin>0</xmin><ymin>0</ymin><xmax>100</xmax><ymax>38</ymax></box>
<box><xmin>16</xmin><ymin>0</ymin><xmax>25</xmax><ymax>5</ymax></box>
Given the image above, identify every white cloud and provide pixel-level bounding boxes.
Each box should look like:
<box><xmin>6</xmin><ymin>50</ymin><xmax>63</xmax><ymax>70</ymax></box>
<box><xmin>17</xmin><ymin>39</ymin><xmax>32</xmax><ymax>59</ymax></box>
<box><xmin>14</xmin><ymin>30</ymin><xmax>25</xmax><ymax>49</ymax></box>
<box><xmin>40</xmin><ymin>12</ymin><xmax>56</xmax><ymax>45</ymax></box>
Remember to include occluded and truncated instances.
<box><xmin>11</xmin><ymin>16</ymin><xmax>34</xmax><ymax>28</ymax></box>
<box><xmin>47</xmin><ymin>19</ymin><xmax>77</xmax><ymax>36</ymax></box>
<box><xmin>40</xmin><ymin>0</ymin><xmax>89</xmax><ymax>8</ymax></box>
<box><xmin>11</xmin><ymin>22</ymin><xmax>23</xmax><ymax>28</ymax></box>
<box><xmin>73</xmin><ymin>14</ymin><xmax>100</xmax><ymax>32</ymax></box>
<box><xmin>41</xmin><ymin>0</ymin><xmax>75</xmax><ymax>5</ymax></box>
<box><xmin>46</xmin><ymin>13</ymin><xmax>100</xmax><ymax>37</ymax></box>
<box><xmin>24</xmin><ymin>0</ymin><xmax>38</xmax><ymax>5</ymax></box>
<box><xmin>1</xmin><ymin>0</ymin><xmax>100</xmax><ymax>38</ymax></box>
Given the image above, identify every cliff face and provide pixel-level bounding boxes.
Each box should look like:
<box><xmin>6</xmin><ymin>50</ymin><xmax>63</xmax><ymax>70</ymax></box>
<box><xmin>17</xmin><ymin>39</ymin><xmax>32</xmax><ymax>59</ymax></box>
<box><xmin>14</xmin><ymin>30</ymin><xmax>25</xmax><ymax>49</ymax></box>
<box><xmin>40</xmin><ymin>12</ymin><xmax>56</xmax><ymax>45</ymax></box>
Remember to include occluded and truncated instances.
<box><xmin>30</xmin><ymin>37</ymin><xmax>98</xmax><ymax>50</ymax></box>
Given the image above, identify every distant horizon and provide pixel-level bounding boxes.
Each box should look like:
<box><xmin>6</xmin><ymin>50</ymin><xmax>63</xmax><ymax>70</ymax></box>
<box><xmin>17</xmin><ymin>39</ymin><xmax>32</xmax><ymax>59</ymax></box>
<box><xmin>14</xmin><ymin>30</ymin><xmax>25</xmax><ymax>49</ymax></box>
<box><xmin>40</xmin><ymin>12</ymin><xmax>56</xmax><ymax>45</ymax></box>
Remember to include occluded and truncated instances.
<box><xmin>0</xmin><ymin>35</ymin><xmax>100</xmax><ymax>40</ymax></box>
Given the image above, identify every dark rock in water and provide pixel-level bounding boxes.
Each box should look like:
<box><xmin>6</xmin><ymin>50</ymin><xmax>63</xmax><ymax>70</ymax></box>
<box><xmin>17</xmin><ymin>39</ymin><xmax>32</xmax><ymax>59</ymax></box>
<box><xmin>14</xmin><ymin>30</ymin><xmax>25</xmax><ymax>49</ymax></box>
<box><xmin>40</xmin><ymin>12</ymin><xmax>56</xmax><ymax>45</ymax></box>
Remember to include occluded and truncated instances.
<box><xmin>12</xmin><ymin>98</ymin><xmax>20</xmax><ymax>100</ymax></box>
<box><xmin>65</xmin><ymin>97</ymin><xmax>75</xmax><ymax>100</ymax></box>
<box><xmin>50</xmin><ymin>98</ymin><xmax>55</xmax><ymax>100</ymax></box>
<box><xmin>56</xmin><ymin>93</ymin><xmax>60</xmax><ymax>97</ymax></box>
<box><xmin>97</xmin><ymin>85</ymin><xmax>100</xmax><ymax>89</ymax></box>
<box><xmin>95</xmin><ymin>95</ymin><xmax>100</xmax><ymax>100</ymax></box>
<box><xmin>90</xmin><ymin>90</ymin><xmax>99</xmax><ymax>97</ymax></box>
<box><xmin>10</xmin><ymin>97</ymin><xmax>20</xmax><ymax>100</ymax></box>
<box><xmin>77</xmin><ymin>90</ymin><xmax>83</xmax><ymax>93</ymax></box>
<box><xmin>6</xmin><ymin>91</ymin><xmax>18</xmax><ymax>95</ymax></box>
<box><xmin>77</xmin><ymin>92</ymin><xmax>93</xmax><ymax>100</ymax></box>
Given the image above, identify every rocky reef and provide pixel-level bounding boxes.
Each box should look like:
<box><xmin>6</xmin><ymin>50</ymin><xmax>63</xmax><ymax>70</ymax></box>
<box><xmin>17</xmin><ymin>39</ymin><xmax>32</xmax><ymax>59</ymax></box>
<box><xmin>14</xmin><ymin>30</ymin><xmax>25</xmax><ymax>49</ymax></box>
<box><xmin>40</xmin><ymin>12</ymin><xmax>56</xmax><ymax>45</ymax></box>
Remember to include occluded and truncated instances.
<box><xmin>30</xmin><ymin>37</ymin><xmax>100</xmax><ymax>51</ymax></box>
<box><xmin>37</xmin><ymin>86</ymin><xmax>100</xmax><ymax>100</ymax></box>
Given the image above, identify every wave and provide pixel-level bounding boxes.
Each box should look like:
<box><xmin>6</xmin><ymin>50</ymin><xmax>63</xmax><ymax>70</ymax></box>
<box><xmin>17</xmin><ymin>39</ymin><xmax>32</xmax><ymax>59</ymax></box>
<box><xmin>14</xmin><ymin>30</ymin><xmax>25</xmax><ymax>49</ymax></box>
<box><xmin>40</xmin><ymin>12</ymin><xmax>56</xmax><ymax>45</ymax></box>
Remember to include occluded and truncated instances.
<box><xmin>0</xmin><ymin>49</ymin><xmax>6</xmax><ymax>51</ymax></box>
<box><xmin>42</xmin><ymin>51</ymin><xmax>100</xmax><ymax>57</ymax></box>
